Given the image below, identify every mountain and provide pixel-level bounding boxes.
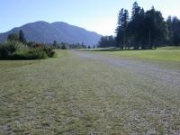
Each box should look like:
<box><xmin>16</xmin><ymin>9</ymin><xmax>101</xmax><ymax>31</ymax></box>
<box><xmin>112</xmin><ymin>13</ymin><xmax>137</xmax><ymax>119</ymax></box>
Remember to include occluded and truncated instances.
<box><xmin>0</xmin><ymin>21</ymin><xmax>102</xmax><ymax>46</ymax></box>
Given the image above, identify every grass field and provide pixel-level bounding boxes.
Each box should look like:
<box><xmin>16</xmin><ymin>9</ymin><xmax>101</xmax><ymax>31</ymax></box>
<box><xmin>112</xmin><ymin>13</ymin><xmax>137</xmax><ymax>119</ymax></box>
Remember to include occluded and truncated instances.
<box><xmin>92</xmin><ymin>46</ymin><xmax>180</xmax><ymax>62</ymax></box>
<box><xmin>0</xmin><ymin>49</ymin><xmax>180</xmax><ymax>134</ymax></box>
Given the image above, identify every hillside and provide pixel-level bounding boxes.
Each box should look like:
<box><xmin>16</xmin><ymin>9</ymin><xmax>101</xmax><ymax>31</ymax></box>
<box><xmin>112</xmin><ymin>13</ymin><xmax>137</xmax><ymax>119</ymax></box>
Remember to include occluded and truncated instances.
<box><xmin>0</xmin><ymin>21</ymin><xmax>102</xmax><ymax>46</ymax></box>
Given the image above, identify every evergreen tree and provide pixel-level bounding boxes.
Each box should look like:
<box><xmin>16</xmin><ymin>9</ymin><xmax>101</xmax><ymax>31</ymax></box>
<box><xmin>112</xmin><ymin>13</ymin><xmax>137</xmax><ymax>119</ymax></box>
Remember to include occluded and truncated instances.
<box><xmin>129</xmin><ymin>2</ymin><xmax>143</xmax><ymax>49</ymax></box>
<box><xmin>19</xmin><ymin>30</ymin><xmax>27</xmax><ymax>44</ymax></box>
<box><xmin>166</xmin><ymin>16</ymin><xmax>173</xmax><ymax>45</ymax></box>
<box><xmin>53</xmin><ymin>40</ymin><xmax>58</xmax><ymax>47</ymax></box>
<box><xmin>143</xmin><ymin>7</ymin><xmax>168</xmax><ymax>49</ymax></box>
<box><xmin>116</xmin><ymin>2</ymin><xmax>168</xmax><ymax>50</ymax></box>
<box><xmin>98</xmin><ymin>36</ymin><xmax>116</xmax><ymax>48</ymax></box>
<box><xmin>171</xmin><ymin>17</ymin><xmax>180</xmax><ymax>46</ymax></box>
<box><xmin>116</xmin><ymin>8</ymin><xmax>129</xmax><ymax>49</ymax></box>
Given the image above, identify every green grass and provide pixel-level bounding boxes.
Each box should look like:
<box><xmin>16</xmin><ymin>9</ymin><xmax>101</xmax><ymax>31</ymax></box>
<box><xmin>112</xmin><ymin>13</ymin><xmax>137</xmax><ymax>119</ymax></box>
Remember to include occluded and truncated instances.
<box><xmin>0</xmin><ymin>49</ymin><xmax>180</xmax><ymax>134</ymax></box>
<box><xmin>92</xmin><ymin>46</ymin><xmax>180</xmax><ymax>62</ymax></box>
<box><xmin>157</xmin><ymin>46</ymin><xmax>180</xmax><ymax>50</ymax></box>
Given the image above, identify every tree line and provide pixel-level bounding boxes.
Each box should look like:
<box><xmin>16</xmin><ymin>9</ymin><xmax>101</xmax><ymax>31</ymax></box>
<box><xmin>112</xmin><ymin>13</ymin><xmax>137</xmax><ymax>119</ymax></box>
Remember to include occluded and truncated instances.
<box><xmin>99</xmin><ymin>1</ymin><xmax>180</xmax><ymax>49</ymax></box>
<box><xmin>52</xmin><ymin>40</ymin><xmax>93</xmax><ymax>49</ymax></box>
<box><xmin>7</xmin><ymin>31</ymin><xmax>91</xmax><ymax>50</ymax></box>
<box><xmin>98</xmin><ymin>36</ymin><xmax>116</xmax><ymax>48</ymax></box>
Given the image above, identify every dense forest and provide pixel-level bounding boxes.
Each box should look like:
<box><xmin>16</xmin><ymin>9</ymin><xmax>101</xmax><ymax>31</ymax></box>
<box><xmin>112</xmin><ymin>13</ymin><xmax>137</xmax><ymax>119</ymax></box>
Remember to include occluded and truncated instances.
<box><xmin>98</xmin><ymin>1</ymin><xmax>180</xmax><ymax>49</ymax></box>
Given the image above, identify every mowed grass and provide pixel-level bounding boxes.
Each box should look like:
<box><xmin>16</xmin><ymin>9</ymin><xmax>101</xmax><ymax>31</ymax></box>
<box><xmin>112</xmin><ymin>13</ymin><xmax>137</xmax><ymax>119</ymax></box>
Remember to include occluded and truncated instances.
<box><xmin>0</xmin><ymin>49</ymin><xmax>180</xmax><ymax>134</ymax></box>
<box><xmin>93</xmin><ymin>46</ymin><xmax>180</xmax><ymax>62</ymax></box>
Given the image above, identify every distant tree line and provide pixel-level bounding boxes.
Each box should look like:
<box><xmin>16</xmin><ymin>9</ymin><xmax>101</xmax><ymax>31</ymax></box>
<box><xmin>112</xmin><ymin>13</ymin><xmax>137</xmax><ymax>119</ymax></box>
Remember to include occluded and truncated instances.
<box><xmin>166</xmin><ymin>16</ymin><xmax>180</xmax><ymax>46</ymax></box>
<box><xmin>52</xmin><ymin>40</ymin><xmax>94</xmax><ymax>49</ymax></box>
<box><xmin>98</xmin><ymin>36</ymin><xmax>116</xmax><ymax>48</ymax></box>
<box><xmin>99</xmin><ymin>1</ymin><xmax>180</xmax><ymax>49</ymax></box>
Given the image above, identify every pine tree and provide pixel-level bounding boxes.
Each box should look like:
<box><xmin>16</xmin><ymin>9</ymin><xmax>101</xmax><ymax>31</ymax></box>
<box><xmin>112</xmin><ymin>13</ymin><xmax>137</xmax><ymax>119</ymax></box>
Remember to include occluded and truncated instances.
<box><xmin>171</xmin><ymin>17</ymin><xmax>180</xmax><ymax>46</ymax></box>
<box><xmin>115</xmin><ymin>1</ymin><xmax>170</xmax><ymax>49</ymax></box>
<box><xmin>19</xmin><ymin>30</ymin><xmax>27</xmax><ymax>44</ymax></box>
<box><xmin>53</xmin><ymin>40</ymin><xmax>58</xmax><ymax>47</ymax></box>
<box><xmin>116</xmin><ymin>8</ymin><xmax>129</xmax><ymax>49</ymax></box>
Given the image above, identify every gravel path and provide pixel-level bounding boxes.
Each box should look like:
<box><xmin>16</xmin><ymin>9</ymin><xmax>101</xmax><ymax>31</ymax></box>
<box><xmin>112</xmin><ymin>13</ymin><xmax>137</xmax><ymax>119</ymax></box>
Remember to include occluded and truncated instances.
<box><xmin>72</xmin><ymin>51</ymin><xmax>180</xmax><ymax>134</ymax></box>
<box><xmin>73</xmin><ymin>51</ymin><xmax>180</xmax><ymax>89</ymax></box>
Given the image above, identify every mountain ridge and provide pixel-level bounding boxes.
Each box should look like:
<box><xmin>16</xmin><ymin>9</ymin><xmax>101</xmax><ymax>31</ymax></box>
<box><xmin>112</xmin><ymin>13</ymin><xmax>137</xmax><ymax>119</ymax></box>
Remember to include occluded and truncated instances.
<box><xmin>0</xmin><ymin>21</ymin><xmax>102</xmax><ymax>46</ymax></box>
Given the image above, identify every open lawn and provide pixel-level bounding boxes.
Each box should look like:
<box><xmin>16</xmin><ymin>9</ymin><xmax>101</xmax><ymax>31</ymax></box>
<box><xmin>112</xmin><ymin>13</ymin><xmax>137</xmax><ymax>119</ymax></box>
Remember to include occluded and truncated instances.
<box><xmin>92</xmin><ymin>46</ymin><xmax>180</xmax><ymax>62</ymax></box>
<box><xmin>0</xmin><ymin>49</ymin><xmax>180</xmax><ymax>134</ymax></box>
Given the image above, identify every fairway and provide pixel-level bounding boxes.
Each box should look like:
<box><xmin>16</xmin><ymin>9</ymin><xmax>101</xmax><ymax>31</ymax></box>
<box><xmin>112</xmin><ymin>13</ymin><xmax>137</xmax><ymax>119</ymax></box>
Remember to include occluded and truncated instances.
<box><xmin>0</xmin><ymin>50</ymin><xmax>180</xmax><ymax>134</ymax></box>
<box><xmin>92</xmin><ymin>47</ymin><xmax>180</xmax><ymax>62</ymax></box>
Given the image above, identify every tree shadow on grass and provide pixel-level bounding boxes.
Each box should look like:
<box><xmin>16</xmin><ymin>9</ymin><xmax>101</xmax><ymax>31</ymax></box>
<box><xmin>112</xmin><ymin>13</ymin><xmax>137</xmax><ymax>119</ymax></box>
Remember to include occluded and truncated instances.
<box><xmin>90</xmin><ymin>47</ymin><xmax>121</xmax><ymax>52</ymax></box>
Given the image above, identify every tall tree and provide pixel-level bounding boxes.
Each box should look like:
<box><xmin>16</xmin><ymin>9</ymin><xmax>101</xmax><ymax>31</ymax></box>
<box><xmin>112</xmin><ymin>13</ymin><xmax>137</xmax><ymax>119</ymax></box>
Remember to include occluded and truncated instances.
<box><xmin>98</xmin><ymin>36</ymin><xmax>116</xmax><ymax>48</ymax></box>
<box><xmin>53</xmin><ymin>40</ymin><xmax>58</xmax><ymax>47</ymax></box>
<box><xmin>166</xmin><ymin>16</ymin><xmax>173</xmax><ymax>44</ymax></box>
<box><xmin>144</xmin><ymin>7</ymin><xmax>168</xmax><ymax>49</ymax></box>
<box><xmin>129</xmin><ymin>1</ymin><xmax>144</xmax><ymax>49</ymax></box>
<box><xmin>170</xmin><ymin>17</ymin><xmax>180</xmax><ymax>46</ymax></box>
<box><xmin>116</xmin><ymin>8</ymin><xmax>129</xmax><ymax>49</ymax></box>
<box><xmin>19</xmin><ymin>30</ymin><xmax>27</xmax><ymax>44</ymax></box>
<box><xmin>131</xmin><ymin>1</ymin><xmax>141</xmax><ymax>20</ymax></box>
<box><xmin>115</xmin><ymin>1</ymin><xmax>174</xmax><ymax>50</ymax></box>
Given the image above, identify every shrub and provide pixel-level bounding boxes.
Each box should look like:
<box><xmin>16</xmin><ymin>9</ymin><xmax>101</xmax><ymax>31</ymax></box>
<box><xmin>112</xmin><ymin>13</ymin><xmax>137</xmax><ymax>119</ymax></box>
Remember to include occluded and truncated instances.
<box><xmin>32</xmin><ymin>43</ymin><xmax>55</xmax><ymax>57</ymax></box>
<box><xmin>0</xmin><ymin>41</ymin><xmax>55</xmax><ymax>60</ymax></box>
<box><xmin>43</xmin><ymin>47</ymin><xmax>55</xmax><ymax>57</ymax></box>
<box><xmin>0</xmin><ymin>41</ymin><xmax>24</xmax><ymax>59</ymax></box>
<box><xmin>32</xmin><ymin>43</ymin><xmax>45</xmax><ymax>48</ymax></box>
<box><xmin>27</xmin><ymin>41</ymin><xmax>36</xmax><ymax>47</ymax></box>
<box><xmin>13</xmin><ymin>48</ymin><xmax>48</xmax><ymax>60</ymax></box>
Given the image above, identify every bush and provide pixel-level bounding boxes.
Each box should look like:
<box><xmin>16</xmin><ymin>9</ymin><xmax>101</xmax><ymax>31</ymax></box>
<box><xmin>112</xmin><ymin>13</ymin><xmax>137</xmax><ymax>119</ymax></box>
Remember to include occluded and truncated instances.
<box><xmin>43</xmin><ymin>47</ymin><xmax>55</xmax><ymax>57</ymax></box>
<box><xmin>13</xmin><ymin>45</ymin><xmax>55</xmax><ymax>60</ymax></box>
<box><xmin>0</xmin><ymin>41</ymin><xmax>55</xmax><ymax>60</ymax></box>
<box><xmin>0</xmin><ymin>41</ymin><xmax>24</xmax><ymax>59</ymax></box>
<box><xmin>13</xmin><ymin>48</ymin><xmax>48</xmax><ymax>60</ymax></box>
<box><xmin>32</xmin><ymin>43</ymin><xmax>55</xmax><ymax>57</ymax></box>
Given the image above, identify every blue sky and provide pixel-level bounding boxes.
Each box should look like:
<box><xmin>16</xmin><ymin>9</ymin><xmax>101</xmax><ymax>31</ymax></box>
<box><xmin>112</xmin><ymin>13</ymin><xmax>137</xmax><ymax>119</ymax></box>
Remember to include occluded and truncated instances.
<box><xmin>1</xmin><ymin>0</ymin><xmax>180</xmax><ymax>35</ymax></box>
